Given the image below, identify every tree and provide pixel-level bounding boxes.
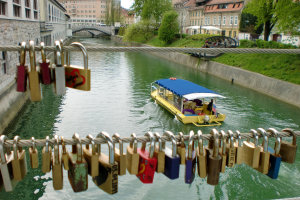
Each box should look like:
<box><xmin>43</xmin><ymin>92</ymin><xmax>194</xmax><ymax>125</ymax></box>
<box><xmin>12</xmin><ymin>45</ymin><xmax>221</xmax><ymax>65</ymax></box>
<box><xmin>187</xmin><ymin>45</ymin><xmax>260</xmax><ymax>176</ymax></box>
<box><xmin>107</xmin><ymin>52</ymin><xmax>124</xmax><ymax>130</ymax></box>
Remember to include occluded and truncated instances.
<box><xmin>158</xmin><ymin>11</ymin><xmax>179</xmax><ymax>44</ymax></box>
<box><xmin>239</xmin><ymin>12</ymin><xmax>263</xmax><ymax>38</ymax></box>
<box><xmin>132</xmin><ymin>0</ymin><xmax>172</xmax><ymax>23</ymax></box>
<box><xmin>244</xmin><ymin>0</ymin><xmax>300</xmax><ymax>41</ymax></box>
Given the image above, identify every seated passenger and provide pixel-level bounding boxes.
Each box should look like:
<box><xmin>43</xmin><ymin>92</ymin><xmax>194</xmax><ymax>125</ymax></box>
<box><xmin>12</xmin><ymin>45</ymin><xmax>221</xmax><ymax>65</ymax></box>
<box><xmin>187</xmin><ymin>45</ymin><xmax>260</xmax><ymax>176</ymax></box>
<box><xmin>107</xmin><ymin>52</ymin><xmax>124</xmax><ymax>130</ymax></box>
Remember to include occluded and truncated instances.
<box><xmin>194</xmin><ymin>99</ymin><xmax>203</xmax><ymax>107</ymax></box>
<box><xmin>207</xmin><ymin>99</ymin><xmax>213</xmax><ymax>112</ymax></box>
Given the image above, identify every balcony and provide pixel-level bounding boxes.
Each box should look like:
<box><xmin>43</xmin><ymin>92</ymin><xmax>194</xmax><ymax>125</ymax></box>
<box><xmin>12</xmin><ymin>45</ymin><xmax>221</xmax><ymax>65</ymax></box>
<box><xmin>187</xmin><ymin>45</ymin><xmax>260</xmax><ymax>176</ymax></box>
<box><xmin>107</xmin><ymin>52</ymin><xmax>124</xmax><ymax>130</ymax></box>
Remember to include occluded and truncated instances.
<box><xmin>40</xmin><ymin>22</ymin><xmax>53</xmax><ymax>32</ymax></box>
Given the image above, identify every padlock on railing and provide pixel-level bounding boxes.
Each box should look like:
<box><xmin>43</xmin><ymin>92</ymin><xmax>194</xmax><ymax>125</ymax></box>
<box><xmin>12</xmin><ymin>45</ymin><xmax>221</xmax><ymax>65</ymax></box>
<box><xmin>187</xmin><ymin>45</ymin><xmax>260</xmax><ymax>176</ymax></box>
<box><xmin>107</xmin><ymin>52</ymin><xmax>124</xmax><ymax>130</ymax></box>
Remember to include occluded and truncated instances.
<box><xmin>235</xmin><ymin>130</ymin><xmax>244</xmax><ymax>165</ymax></box>
<box><xmin>16</xmin><ymin>42</ymin><xmax>28</xmax><ymax>92</ymax></box>
<box><xmin>207</xmin><ymin>129</ymin><xmax>222</xmax><ymax>185</ymax></box>
<box><xmin>126</xmin><ymin>133</ymin><xmax>139</xmax><ymax>175</ymax></box>
<box><xmin>136</xmin><ymin>132</ymin><xmax>157</xmax><ymax>184</ymax></box>
<box><xmin>112</xmin><ymin>133</ymin><xmax>126</xmax><ymax>176</ymax></box>
<box><xmin>185</xmin><ymin>131</ymin><xmax>196</xmax><ymax>184</ymax></box>
<box><xmin>219</xmin><ymin>130</ymin><xmax>227</xmax><ymax>173</ymax></box>
<box><xmin>93</xmin><ymin>132</ymin><xmax>118</xmax><ymax>194</ymax></box>
<box><xmin>68</xmin><ymin>133</ymin><xmax>88</xmax><ymax>192</ymax></box>
<box><xmin>65</xmin><ymin>42</ymin><xmax>91</xmax><ymax>91</ymax></box>
<box><xmin>28</xmin><ymin>41</ymin><xmax>42</xmax><ymax>101</ymax></box>
<box><xmin>0</xmin><ymin>135</ymin><xmax>15</xmax><ymax>192</ymax></box>
<box><xmin>11</xmin><ymin>136</ymin><xmax>27</xmax><ymax>181</ymax></box>
<box><xmin>83</xmin><ymin>134</ymin><xmax>99</xmax><ymax>177</ymax></box>
<box><xmin>242</xmin><ymin>129</ymin><xmax>260</xmax><ymax>168</ymax></box>
<box><xmin>53</xmin><ymin>41</ymin><xmax>66</xmax><ymax>95</ymax></box>
<box><xmin>163</xmin><ymin>131</ymin><xmax>180</xmax><ymax>180</ymax></box>
<box><xmin>29</xmin><ymin>137</ymin><xmax>38</xmax><ymax>169</ymax></box>
<box><xmin>255</xmin><ymin>128</ymin><xmax>270</xmax><ymax>174</ymax></box>
<box><xmin>226</xmin><ymin>130</ymin><xmax>236</xmax><ymax>167</ymax></box>
<box><xmin>52</xmin><ymin>135</ymin><xmax>63</xmax><ymax>190</ymax></box>
<box><xmin>39</xmin><ymin>42</ymin><xmax>52</xmax><ymax>85</ymax></box>
<box><xmin>267</xmin><ymin>128</ymin><xmax>282</xmax><ymax>179</ymax></box>
<box><xmin>280</xmin><ymin>128</ymin><xmax>297</xmax><ymax>163</ymax></box>
<box><xmin>153</xmin><ymin>132</ymin><xmax>165</xmax><ymax>173</ymax></box>
<box><xmin>197</xmin><ymin>130</ymin><xmax>207</xmax><ymax>178</ymax></box>
<box><xmin>177</xmin><ymin>132</ymin><xmax>186</xmax><ymax>165</ymax></box>
<box><xmin>42</xmin><ymin>136</ymin><xmax>52</xmax><ymax>173</ymax></box>
<box><xmin>61</xmin><ymin>136</ymin><xmax>69</xmax><ymax>170</ymax></box>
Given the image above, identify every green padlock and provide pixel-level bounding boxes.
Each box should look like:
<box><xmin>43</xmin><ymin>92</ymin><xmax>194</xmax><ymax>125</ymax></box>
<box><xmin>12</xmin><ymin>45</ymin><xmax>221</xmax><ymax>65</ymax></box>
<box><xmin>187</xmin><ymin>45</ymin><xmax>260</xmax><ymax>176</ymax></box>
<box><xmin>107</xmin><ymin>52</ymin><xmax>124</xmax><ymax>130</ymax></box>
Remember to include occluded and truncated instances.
<box><xmin>68</xmin><ymin>133</ymin><xmax>88</xmax><ymax>192</ymax></box>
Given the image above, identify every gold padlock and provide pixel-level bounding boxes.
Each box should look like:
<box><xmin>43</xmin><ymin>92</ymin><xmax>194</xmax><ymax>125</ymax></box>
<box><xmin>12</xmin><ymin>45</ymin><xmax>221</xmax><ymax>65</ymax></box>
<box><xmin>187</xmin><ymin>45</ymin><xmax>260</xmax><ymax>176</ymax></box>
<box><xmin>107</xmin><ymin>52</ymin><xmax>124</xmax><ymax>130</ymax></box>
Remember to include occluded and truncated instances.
<box><xmin>52</xmin><ymin>135</ymin><xmax>63</xmax><ymax>190</ymax></box>
<box><xmin>255</xmin><ymin>128</ymin><xmax>270</xmax><ymax>174</ymax></box>
<box><xmin>226</xmin><ymin>130</ymin><xmax>236</xmax><ymax>167</ymax></box>
<box><xmin>235</xmin><ymin>130</ymin><xmax>244</xmax><ymax>164</ymax></box>
<box><xmin>112</xmin><ymin>133</ymin><xmax>126</xmax><ymax>176</ymax></box>
<box><xmin>197</xmin><ymin>130</ymin><xmax>207</xmax><ymax>178</ymax></box>
<box><xmin>153</xmin><ymin>132</ymin><xmax>165</xmax><ymax>173</ymax></box>
<box><xmin>29</xmin><ymin>137</ymin><xmax>39</xmax><ymax>169</ymax></box>
<box><xmin>126</xmin><ymin>133</ymin><xmax>139</xmax><ymax>175</ymax></box>
<box><xmin>83</xmin><ymin>134</ymin><xmax>99</xmax><ymax>177</ymax></box>
<box><xmin>61</xmin><ymin>136</ymin><xmax>69</xmax><ymax>170</ymax></box>
<box><xmin>219</xmin><ymin>130</ymin><xmax>227</xmax><ymax>173</ymax></box>
<box><xmin>280</xmin><ymin>128</ymin><xmax>297</xmax><ymax>163</ymax></box>
<box><xmin>28</xmin><ymin>40</ymin><xmax>42</xmax><ymax>101</ymax></box>
<box><xmin>42</xmin><ymin>136</ymin><xmax>52</xmax><ymax>173</ymax></box>
<box><xmin>65</xmin><ymin>42</ymin><xmax>90</xmax><ymax>91</ymax></box>
<box><xmin>177</xmin><ymin>132</ymin><xmax>186</xmax><ymax>165</ymax></box>
<box><xmin>11</xmin><ymin>136</ymin><xmax>27</xmax><ymax>181</ymax></box>
<box><xmin>243</xmin><ymin>129</ymin><xmax>260</xmax><ymax>168</ymax></box>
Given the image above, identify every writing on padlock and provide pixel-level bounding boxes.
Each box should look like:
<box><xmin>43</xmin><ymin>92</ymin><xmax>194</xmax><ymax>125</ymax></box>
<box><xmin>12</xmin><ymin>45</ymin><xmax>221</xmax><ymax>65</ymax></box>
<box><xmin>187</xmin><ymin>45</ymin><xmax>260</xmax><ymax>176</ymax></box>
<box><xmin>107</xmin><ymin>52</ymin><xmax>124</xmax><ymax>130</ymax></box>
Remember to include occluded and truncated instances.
<box><xmin>126</xmin><ymin>133</ymin><xmax>139</xmax><ymax>175</ymax></box>
<box><xmin>68</xmin><ymin>133</ymin><xmax>88</xmax><ymax>192</ymax></box>
<box><xmin>93</xmin><ymin>132</ymin><xmax>118</xmax><ymax>194</ymax></box>
<box><xmin>16</xmin><ymin>42</ymin><xmax>28</xmax><ymax>92</ymax></box>
<box><xmin>39</xmin><ymin>42</ymin><xmax>52</xmax><ymax>85</ymax></box>
<box><xmin>267</xmin><ymin>128</ymin><xmax>282</xmax><ymax>179</ymax></box>
<box><xmin>136</xmin><ymin>132</ymin><xmax>157</xmax><ymax>184</ymax></box>
<box><xmin>65</xmin><ymin>42</ymin><xmax>91</xmax><ymax>91</ymax></box>
<box><xmin>163</xmin><ymin>131</ymin><xmax>180</xmax><ymax>180</ymax></box>
<box><xmin>185</xmin><ymin>131</ymin><xmax>196</xmax><ymax>184</ymax></box>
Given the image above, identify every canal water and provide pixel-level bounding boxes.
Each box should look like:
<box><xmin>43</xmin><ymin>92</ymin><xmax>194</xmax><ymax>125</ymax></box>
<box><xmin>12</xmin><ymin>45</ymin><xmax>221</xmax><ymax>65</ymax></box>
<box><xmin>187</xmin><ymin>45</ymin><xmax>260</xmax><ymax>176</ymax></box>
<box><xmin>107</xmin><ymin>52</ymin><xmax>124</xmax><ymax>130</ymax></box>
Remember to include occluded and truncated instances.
<box><xmin>1</xmin><ymin>37</ymin><xmax>300</xmax><ymax>199</ymax></box>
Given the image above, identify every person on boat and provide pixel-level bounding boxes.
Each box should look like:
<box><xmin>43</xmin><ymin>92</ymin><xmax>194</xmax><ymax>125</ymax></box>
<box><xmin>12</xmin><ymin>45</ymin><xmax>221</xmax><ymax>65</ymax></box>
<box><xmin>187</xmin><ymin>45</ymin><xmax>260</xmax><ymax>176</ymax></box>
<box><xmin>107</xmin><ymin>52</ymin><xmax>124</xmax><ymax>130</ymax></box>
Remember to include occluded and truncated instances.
<box><xmin>207</xmin><ymin>99</ymin><xmax>214</xmax><ymax>113</ymax></box>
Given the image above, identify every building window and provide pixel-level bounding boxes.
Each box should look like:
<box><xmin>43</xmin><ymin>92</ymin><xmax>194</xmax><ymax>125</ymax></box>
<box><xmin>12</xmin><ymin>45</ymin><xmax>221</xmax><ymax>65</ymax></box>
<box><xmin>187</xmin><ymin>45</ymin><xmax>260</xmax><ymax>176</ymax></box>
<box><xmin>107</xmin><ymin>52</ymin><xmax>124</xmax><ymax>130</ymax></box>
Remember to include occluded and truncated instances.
<box><xmin>230</xmin><ymin>16</ymin><xmax>233</xmax><ymax>25</ymax></box>
<box><xmin>13</xmin><ymin>5</ymin><xmax>21</xmax><ymax>17</ymax></box>
<box><xmin>34</xmin><ymin>11</ymin><xmax>38</xmax><ymax>19</ymax></box>
<box><xmin>234</xmin><ymin>16</ymin><xmax>238</xmax><ymax>25</ymax></box>
<box><xmin>25</xmin><ymin>0</ymin><xmax>30</xmax><ymax>7</ymax></box>
<box><xmin>1</xmin><ymin>51</ymin><xmax>7</xmax><ymax>75</ymax></box>
<box><xmin>25</xmin><ymin>8</ymin><xmax>30</xmax><ymax>18</ymax></box>
<box><xmin>223</xmin><ymin>16</ymin><xmax>226</xmax><ymax>25</ymax></box>
<box><xmin>0</xmin><ymin>1</ymin><xmax>6</xmax><ymax>15</ymax></box>
<box><xmin>204</xmin><ymin>17</ymin><xmax>207</xmax><ymax>25</ymax></box>
<box><xmin>218</xmin><ymin>16</ymin><xmax>221</xmax><ymax>25</ymax></box>
<box><xmin>213</xmin><ymin>17</ymin><xmax>216</xmax><ymax>25</ymax></box>
<box><xmin>207</xmin><ymin>17</ymin><xmax>210</xmax><ymax>25</ymax></box>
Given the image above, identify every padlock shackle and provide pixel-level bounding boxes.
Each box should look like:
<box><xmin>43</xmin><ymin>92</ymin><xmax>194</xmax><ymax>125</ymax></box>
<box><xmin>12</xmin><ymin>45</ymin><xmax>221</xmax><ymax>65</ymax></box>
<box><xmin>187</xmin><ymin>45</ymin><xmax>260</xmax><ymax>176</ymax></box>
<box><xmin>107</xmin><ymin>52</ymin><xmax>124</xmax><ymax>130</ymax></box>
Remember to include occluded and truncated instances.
<box><xmin>130</xmin><ymin>133</ymin><xmax>137</xmax><ymax>153</ymax></box>
<box><xmin>97</xmin><ymin>131</ymin><xmax>114</xmax><ymax>164</ymax></box>
<box><xmin>0</xmin><ymin>135</ymin><xmax>8</xmax><ymax>164</ymax></box>
<box><xmin>258</xmin><ymin>128</ymin><xmax>268</xmax><ymax>152</ymax></box>
<box><xmin>54</xmin><ymin>135</ymin><xmax>59</xmax><ymax>165</ymax></box>
<box><xmin>19</xmin><ymin>42</ymin><xmax>26</xmax><ymax>66</ymax></box>
<box><xmin>211</xmin><ymin>129</ymin><xmax>219</xmax><ymax>158</ymax></box>
<box><xmin>31</xmin><ymin>137</ymin><xmax>36</xmax><ymax>153</ymax></box>
<box><xmin>55</xmin><ymin>41</ymin><xmax>62</xmax><ymax>66</ymax></box>
<box><xmin>40</xmin><ymin>42</ymin><xmax>46</xmax><ymax>63</ymax></box>
<box><xmin>282</xmin><ymin>128</ymin><xmax>297</xmax><ymax>146</ymax></box>
<box><xmin>267</xmin><ymin>128</ymin><xmax>281</xmax><ymax>156</ymax></box>
<box><xmin>227</xmin><ymin>130</ymin><xmax>234</xmax><ymax>148</ymax></box>
<box><xmin>154</xmin><ymin>132</ymin><xmax>162</xmax><ymax>152</ymax></box>
<box><xmin>188</xmin><ymin>130</ymin><xmax>194</xmax><ymax>159</ymax></box>
<box><xmin>163</xmin><ymin>131</ymin><xmax>177</xmax><ymax>157</ymax></box>
<box><xmin>112</xmin><ymin>133</ymin><xmax>123</xmax><ymax>155</ymax></box>
<box><xmin>250</xmin><ymin>129</ymin><xmax>259</xmax><ymax>146</ymax></box>
<box><xmin>142</xmin><ymin>132</ymin><xmax>154</xmax><ymax>158</ymax></box>
<box><xmin>13</xmin><ymin>136</ymin><xmax>21</xmax><ymax>159</ymax></box>
<box><xmin>73</xmin><ymin>133</ymin><xmax>83</xmax><ymax>162</ymax></box>
<box><xmin>86</xmin><ymin>134</ymin><xmax>96</xmax><ymax>155</ymax></box>
<box><xmin>179</xmin><ymin>132</ymin><xmax>185</xmax><ymax>148</ymax></box>
<box><xmin>61</xmin><ymin>136</ymin><xmax>67</xmax><ymax>154</ymax></box>
<box><xmin>235</xmin><ymin>130</ymin><xmax>242</xmax><ymax>147</ymax></box>
<box><xmin>29</xmin><ymin>41</ymin><xmax>37</xmax><ymax>72</ymax></box>
<box><xmin>45</xmin><ymin>136</ymin><xmax>50</xmax><ymax>153</ymax></box>
<box><xmin>197</xmin><ymin>130</ymin><xmax>204</xmax><ymax>156</ymax></box>
<box><xmin>220</xmin><ymin>130</ymin><xmax>226</xmax><ymax>155</ymax></box>
<box><xmin>70</xmin><ymin>42</ymin><xmax>88</xmax><ymax>69</ymax></box>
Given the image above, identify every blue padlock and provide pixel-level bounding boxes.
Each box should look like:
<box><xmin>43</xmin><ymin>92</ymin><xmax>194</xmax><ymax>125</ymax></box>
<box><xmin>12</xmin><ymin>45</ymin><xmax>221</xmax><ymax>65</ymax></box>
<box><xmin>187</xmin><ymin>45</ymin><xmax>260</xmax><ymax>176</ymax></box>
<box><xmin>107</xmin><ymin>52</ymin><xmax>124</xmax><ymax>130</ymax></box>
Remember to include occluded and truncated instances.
<box><xmin>185</xmin><ymin>131</ymin><xmax>196</xmax><ymax>184</ymax></box>
<box><xmin>267</xmin><ymin>128</ymin><xmax>282</xmax><ymax>179</ymax></box>
<box><xmin>163</xmin><ymin>131</ymin><xmax>180</xmax><ymax>180</ymax></box>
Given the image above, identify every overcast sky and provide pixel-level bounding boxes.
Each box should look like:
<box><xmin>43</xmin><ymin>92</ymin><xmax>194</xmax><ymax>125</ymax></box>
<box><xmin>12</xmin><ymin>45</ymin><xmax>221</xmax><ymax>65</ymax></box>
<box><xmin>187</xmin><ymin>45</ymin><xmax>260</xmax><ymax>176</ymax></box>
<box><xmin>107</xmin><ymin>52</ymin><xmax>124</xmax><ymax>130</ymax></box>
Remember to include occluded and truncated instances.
<box><xmin>121</xmin><ymin>0</ymin><xmax>134</xmax><ymax>9</ymax></box>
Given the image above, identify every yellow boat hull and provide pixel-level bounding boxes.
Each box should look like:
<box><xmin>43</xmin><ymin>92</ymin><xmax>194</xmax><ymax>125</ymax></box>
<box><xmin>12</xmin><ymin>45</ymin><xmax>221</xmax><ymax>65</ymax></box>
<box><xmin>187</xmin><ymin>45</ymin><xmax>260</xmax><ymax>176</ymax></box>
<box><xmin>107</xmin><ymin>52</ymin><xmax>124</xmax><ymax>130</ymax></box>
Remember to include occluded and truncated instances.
<box><xmin>151</xmin><ymin>90</ymin><xmax>226</xmax><ymax>126</ymax></box>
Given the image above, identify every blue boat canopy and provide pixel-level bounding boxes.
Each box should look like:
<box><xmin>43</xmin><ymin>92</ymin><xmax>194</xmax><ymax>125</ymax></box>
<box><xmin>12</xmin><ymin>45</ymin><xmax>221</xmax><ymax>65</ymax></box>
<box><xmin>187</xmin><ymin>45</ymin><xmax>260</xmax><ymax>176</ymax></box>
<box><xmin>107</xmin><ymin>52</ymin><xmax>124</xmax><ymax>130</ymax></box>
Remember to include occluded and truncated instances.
<box><xmin>155</xmin><ymin>78</ymin><xmax>225</xmax><ymax>100</ymax></box>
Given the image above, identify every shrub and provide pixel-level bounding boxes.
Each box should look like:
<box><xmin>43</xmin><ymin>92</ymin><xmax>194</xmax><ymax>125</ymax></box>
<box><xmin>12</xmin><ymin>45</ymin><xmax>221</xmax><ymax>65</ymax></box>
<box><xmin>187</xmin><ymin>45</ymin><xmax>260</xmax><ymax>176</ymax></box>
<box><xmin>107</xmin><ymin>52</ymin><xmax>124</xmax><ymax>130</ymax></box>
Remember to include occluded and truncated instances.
<box><xmin>188</xmin><ymin>34</ymin><xmax>220</xmax><ymax>41</ymax></box>
<box><xmin>239</xmin><ymin>40</ymin><xmax>256</xmax><ymax>48</ymax></box>
<box><xmin>123</xmin><ymin>20</ymin><xmax>156</xmax><ymax>43</ymax></box>
<box><xmin>158</xmin><ymin>11</ymin><xmax>179</xmax><ymax>44</ymax></box>
<box><xmin>118</xmin><ymin>27</ymin><xmax>126</xmax><ymax>36</ymax></box>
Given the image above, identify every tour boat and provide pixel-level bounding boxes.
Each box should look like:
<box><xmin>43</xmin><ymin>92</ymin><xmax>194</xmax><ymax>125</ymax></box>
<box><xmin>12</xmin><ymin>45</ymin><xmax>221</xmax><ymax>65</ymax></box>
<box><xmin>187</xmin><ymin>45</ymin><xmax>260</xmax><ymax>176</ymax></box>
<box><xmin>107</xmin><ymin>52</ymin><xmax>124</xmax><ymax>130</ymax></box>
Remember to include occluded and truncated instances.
<box><xmin>151</xmin><ymin>78</ymin><xmax>226</xmax><ymax>127</ymax></box>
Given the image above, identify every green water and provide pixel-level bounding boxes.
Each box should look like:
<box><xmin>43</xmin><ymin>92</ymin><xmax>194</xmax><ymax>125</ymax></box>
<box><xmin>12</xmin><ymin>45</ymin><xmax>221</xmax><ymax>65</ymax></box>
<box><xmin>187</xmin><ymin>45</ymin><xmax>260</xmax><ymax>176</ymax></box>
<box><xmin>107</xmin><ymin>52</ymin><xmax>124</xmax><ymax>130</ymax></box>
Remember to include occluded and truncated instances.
<box><xmin>1</xmin><ymin>37</ymin><xmax>300</xmax><ymax>199</ymax></box>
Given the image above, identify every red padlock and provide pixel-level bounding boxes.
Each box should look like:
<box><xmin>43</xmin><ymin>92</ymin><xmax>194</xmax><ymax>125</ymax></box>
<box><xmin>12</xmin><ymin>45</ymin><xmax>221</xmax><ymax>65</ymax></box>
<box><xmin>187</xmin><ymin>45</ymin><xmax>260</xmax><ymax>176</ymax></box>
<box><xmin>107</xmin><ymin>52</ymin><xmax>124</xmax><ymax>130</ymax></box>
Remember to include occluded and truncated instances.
<box><xmin>136</xmin><ymin>132</ymin><xmax>157</xmax><ymax>184</ymax></box>
<box><xmin>16</xmin><ymin>42</ymin><xmax>28</xmax><ymax>92</ymax></box>
<box><xmin>39</xmin><ymin>42</ymin><xmax>52</xmax><ymax>84</ymax></box>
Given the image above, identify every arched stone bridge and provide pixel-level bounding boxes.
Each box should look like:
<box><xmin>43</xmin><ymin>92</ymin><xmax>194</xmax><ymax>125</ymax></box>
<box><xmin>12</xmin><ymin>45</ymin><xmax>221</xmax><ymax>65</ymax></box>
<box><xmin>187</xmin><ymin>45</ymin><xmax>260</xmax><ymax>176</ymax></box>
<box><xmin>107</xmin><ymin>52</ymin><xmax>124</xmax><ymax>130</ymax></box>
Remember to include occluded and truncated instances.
<box><xmin>72</xmin><ymin>24</ymin><xmax>114</xmax><ymax>36</ymax></box>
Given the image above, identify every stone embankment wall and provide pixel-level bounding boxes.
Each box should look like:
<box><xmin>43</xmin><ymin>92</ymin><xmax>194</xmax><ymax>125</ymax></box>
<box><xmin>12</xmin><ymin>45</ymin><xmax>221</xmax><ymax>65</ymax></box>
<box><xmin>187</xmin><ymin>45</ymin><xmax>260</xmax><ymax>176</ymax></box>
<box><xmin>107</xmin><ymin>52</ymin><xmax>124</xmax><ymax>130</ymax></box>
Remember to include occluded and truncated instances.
<box><xmin>112</xmin><ymin>35</ymin><xmax>300</xmax><ymax>108</ymax></box>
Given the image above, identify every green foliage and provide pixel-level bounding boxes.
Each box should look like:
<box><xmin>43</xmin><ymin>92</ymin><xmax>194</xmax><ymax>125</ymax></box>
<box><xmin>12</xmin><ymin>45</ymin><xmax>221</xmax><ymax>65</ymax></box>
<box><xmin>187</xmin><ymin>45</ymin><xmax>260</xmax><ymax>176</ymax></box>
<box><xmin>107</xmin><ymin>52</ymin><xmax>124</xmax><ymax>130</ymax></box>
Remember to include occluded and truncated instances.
<box><xmin>118</xmin><ymin>27</ymin><xmax>126</xmax><ymax>36</ymax></box>
<box><xmin>187</xmin><ymin>34</ymin><xmax>220</xmax><ymax>41</ymax></box>
<box><xmin>239</xmin><ymin>39</ymin><xmax>297</xmax><ymax>49</ymax></box>
<box><xmin>123</xmin><ymin>20</ymin><xmax>156</xmax><ymax>43</ymax></box>
<box><xmin>213</xmin><ymin>53</ymin><xmax>300</xmax><ymax>84</ymax></box>
<box><xmin>132</xmin><ymin>0</ymin><xmax>172</xmax><ymax>22</ymax></box>
<box><xmin>158</xmin><ymin>11</ymin><xmax>179</xmax><ymax>44</ymax></box>
<box><xmin>239</xmin><ymin>12</ymin><xmax>263</xmax><ymax>35</ymax></box>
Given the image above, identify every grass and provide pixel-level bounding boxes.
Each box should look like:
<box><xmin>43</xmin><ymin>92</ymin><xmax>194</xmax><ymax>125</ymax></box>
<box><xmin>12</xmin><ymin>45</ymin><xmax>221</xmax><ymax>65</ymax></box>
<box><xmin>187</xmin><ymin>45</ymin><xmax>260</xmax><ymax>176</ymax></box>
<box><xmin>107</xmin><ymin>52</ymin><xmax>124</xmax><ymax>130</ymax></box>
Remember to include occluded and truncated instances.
<box><xmin>212</xmin><ymin>53</ymin><xmax>300</xmax><ymax>84</ymax></box>
<box><xmin>147</xmin><ymin>36</ymin><xmax>205</xmax><ymax>48</ymax></box>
